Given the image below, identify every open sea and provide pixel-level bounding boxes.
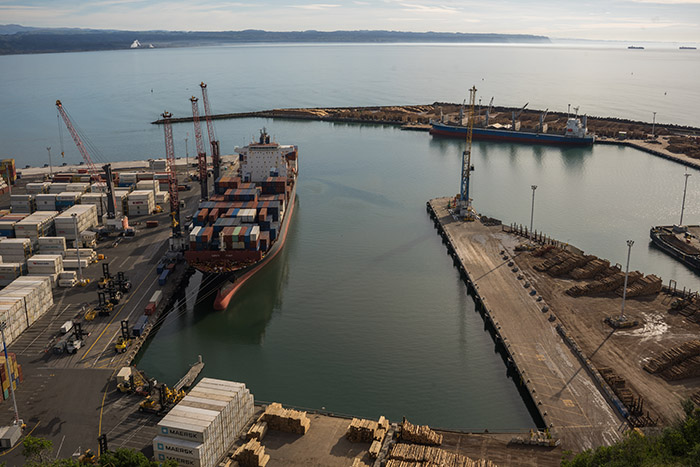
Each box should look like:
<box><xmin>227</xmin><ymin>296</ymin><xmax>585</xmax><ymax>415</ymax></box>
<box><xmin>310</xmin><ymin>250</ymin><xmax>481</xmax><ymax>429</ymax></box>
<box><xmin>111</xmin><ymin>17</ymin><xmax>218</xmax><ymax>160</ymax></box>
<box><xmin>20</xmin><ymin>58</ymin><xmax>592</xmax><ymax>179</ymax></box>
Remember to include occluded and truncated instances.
<box><xmin>2</xmin><ymin>43</ymin><xmax>700</xmax><ymax>430</ymax></box>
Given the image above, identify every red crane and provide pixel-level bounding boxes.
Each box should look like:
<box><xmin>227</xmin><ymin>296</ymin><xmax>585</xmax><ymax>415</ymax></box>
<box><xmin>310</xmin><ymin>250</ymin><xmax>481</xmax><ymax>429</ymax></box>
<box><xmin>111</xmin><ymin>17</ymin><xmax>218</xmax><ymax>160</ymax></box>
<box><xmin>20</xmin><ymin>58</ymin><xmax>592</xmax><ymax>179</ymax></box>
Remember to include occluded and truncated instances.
<box><xmin>199</xmin><ymin>82</ymin><xmax>221</xmax><ymax>181</ymax></box>
<box><xmin>190</xmin><ymin>96</ymin><xmax>208</xmax><ymax>200</ymax></box>
<box><xmin>160</xmin><ymin>111</ymin><xmax>180</xmax><ymax>236</ymax></box>
<box><xmin>55</xmin><ymin>100</ymin><xmax>99</xmax><ymax>182</ymax></box>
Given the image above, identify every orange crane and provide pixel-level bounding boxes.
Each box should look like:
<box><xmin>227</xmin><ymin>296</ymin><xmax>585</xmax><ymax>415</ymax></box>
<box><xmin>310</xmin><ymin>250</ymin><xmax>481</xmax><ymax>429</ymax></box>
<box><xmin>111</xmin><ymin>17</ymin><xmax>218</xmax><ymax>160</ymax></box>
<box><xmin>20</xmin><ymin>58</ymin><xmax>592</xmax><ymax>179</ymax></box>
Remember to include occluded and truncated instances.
<box><xmin>190</xmin><ymin>96</ymin><xmax>208</xmax><ymax>200</ymax></box>
<box><xmin>160</xmin><ymin>111</ymin><xmax>181</xmax><ymax>238</ymax></box>
<box><xmin>200</xmin><ymin>82</ymin><xmax>221</xmax><ymax>181</ymax></box>
<box><xmin>55</xmin><ymin>100</ymin><xmax>100</xmax><ymax>182</ymax></box>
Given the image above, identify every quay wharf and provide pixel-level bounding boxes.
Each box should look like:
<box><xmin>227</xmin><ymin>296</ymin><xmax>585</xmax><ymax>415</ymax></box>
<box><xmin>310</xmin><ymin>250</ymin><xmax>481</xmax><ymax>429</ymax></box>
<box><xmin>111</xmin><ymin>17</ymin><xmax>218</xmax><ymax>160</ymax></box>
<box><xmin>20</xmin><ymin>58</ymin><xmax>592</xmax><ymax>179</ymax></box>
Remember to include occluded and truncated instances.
<box><xmin>427</xmin><ymin>198</ymin><xmax>627</xmax><ymax>452</ymax></box>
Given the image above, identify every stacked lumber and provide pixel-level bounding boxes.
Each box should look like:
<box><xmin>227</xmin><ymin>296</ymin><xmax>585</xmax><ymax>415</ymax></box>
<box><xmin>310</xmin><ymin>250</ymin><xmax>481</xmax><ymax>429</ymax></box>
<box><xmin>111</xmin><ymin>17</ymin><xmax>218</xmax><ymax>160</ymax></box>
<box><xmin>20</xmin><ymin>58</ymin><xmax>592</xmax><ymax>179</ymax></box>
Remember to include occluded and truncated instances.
<box><xmin>533</xmin><ymin>251</ymin><xmax>572</xmax><ymax>272</ymax></box>
<box><xmin>232</xmin><ymin>439</ymin><xmax>269</xmax><ymax>467</ymax></box>
<box><xmin>532</xmin><ymin>245</ymin><xmax>556</xmax><ymax>257</ymax></box>
<box><xmin>258</xmin><ymin>402</ymin><xmax>310</xmax><ymax>434</ymax></box>
<box><xmin>399</xmin><ymin>419</ymin><xmax>442</xmax><ymax>445</ymax></box>
<box><xmin>246</xmin><ymin>421</ymin><xmax>268</xmax><ymax>441</ymax></box>
<box><xmin>616</xmin><ymin>274</ymin><xmax>662</xmax><ymax>297</ymax></box>
<box><xmin>661</xmin><ymin>355</ymin><xmax>700</xmax><ymax>381</ymax></box>
<box><xmin>369</xmin><ymin>440</ymin><xmax>382</xmax><ymax>458</ymax></box>
<box><xmin>388</xmin><ymin>444</ymin><xmax>497</xmax><ymax>467</ymax></box>
<box><xmin>643</xmin><ymin>340</ymin><xmax>700</xmax><ymax>374</ymax></box>
<box><xmin>547</xmin><ymin>254</ymin><xmax>593</xmax><ymax>277</ymax></box>
<box><xmin>566</xmin><ymin>271</ymin><xmax>641</xmax><ymax>297</ymax></box>
<box><xmin>346</xmin><ymin>416</ymin><xmax>389</xmax><ymax>443</ymax></box>
<box><xmin>570</xmin><ymin>258</ymin><xmax>610</xmax><ymax>279</ymax></box>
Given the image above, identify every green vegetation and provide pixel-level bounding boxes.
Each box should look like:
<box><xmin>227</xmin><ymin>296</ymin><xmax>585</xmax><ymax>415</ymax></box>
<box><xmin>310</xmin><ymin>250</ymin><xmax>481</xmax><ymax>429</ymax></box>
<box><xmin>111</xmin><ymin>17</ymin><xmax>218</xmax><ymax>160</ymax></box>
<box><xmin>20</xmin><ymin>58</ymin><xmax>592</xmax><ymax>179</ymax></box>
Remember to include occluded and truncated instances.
<box><xmin>20</xmin><ymin>435</ymin><xmax>176</xmax><ymax>467</ymax></box>
<box><xmin>563</xmin><ymin>400</ymin><xmax>700</xmax><ymax>466</ymax></box>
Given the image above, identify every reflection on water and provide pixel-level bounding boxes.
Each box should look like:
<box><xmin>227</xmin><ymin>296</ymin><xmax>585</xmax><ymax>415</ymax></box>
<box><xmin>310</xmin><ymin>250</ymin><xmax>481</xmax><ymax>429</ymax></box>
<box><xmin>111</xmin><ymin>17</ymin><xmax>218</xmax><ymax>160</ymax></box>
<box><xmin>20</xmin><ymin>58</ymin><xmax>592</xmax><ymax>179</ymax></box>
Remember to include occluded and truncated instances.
<box><xmin>137</xmin><ymin>118</ymin><xmax>700</xmax><ymax>431</ymax></box>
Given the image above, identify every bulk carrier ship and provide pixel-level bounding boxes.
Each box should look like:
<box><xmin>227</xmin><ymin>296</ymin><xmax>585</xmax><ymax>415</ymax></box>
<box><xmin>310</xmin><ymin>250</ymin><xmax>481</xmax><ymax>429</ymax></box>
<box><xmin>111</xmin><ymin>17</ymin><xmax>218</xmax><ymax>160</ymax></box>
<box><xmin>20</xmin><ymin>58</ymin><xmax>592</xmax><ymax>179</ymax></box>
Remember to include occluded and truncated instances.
<box><xmin>185</xmin><ymin>129</ymin><xmax>298</xmax><ymax>310</ymax></box>
<box><xmin>430</xmin><ymin>115</ymin><xmax>595</xmax><ymax>146</ymax></box>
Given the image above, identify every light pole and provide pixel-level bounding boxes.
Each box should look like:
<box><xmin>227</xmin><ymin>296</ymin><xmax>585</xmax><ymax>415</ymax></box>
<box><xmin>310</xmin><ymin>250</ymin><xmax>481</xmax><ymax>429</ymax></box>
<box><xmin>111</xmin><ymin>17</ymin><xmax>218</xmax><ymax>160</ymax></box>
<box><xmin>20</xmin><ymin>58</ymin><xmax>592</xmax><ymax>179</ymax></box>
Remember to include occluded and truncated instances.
<box><xmin>620</xmin><ymin>240</ymin><xmax>634</xmax><ymax>321</ymax></box>
<box><xmin>652</xmin><ymin>112</ymin><xmax>657</xmax><ymax>138</ymax></box>
<box><xmin>680</xmin><ymin>171</ymin><xmax>691</xmax><ymax>226</ymax></box>
<box><xmin>185</xmin><ymin>133</ymin><xmax>190</xmax><ymax>179</ymax></box>
<box><xmin>0</xmin><ymin>322</ymin><xmax>20</xmax><ymax>426</ymax></box>
<box><xmin>72</xmin><ymin>213</ymin><xmax>83</xmax><ymax>284</ymax></box>
<box><xmin>530</xmin><ymin>185</ymin><xmax>538</xmax><ymax>237</ymax></box>
<box><xmin>46</xmin><ymin>146</ymin><xmax>53</xmax><ymax>177</ymax></box>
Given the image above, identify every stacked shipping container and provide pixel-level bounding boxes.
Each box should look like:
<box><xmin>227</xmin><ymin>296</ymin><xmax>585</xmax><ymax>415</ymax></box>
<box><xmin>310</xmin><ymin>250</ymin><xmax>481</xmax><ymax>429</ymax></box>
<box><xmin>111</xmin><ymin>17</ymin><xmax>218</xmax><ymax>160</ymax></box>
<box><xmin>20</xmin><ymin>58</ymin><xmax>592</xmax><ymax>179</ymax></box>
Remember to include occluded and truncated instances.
<box><xmin>54</xmin><ymin>205</ymin><xmax>98</xmax><ymax>240</ymax></box>
<box><xmin>0</xmin><ymin>276</ymin><xmax>53</xmax><ymax>346</ymax></box>
<box><xmin>154</xmin><ymin>378</ymin><xmax>255</xmax><ymax>467</ymax></box>
<box><xmin>13</xmin><ymin>211</ymin><xmax>58</xmax><ymax>247</ymax></box>
<box><xmin>10</xmin><ymin>194</ymin><xmax>35</xmax><ymax>213</ymax></box>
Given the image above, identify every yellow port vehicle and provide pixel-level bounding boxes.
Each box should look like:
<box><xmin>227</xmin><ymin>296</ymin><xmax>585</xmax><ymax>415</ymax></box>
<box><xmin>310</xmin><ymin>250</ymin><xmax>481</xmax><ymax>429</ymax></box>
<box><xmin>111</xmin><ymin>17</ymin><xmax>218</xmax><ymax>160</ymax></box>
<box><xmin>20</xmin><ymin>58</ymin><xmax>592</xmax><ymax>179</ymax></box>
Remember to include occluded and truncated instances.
<box><xmin>114</xmin><ymin>320</ymin><xmax>130</xmax><ymax>353</ymax></box>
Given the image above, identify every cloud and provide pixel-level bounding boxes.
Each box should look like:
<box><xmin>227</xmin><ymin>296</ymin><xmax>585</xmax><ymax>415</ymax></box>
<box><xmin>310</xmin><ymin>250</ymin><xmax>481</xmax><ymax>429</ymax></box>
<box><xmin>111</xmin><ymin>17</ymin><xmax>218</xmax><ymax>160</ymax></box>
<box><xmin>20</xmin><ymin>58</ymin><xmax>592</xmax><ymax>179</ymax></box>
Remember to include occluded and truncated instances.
<box><xmin>399</xmin><ymin>3</ymin><xmax>459</xmax><ymax>14</ymax></box>
<box><xmin>290</xmin><ymin>3</ymin><xmax>341</xmax><ymax>9</ymax></box>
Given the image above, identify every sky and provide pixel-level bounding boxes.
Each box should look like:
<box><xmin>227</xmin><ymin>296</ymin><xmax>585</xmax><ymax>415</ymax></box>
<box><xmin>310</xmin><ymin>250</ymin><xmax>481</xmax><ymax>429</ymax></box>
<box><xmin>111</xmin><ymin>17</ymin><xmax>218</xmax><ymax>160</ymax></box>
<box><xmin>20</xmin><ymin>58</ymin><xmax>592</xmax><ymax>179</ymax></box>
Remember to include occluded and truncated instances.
<box><xmin>1</xmin><ymin>0</ymin><xmax>699</xmax><ymax>42</ymax></box>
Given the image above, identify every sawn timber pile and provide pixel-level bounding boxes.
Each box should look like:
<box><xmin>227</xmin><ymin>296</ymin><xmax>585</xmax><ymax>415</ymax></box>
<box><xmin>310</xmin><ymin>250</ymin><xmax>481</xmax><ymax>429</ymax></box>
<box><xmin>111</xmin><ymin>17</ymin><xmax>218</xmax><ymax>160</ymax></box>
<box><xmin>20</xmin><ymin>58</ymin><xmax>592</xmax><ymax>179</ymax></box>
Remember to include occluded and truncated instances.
<box><xmin>388</xmin><ymin>443</ymin><xmax>497</xmax><ymax>467</ymax></box>
<box><xmin>258</xmin><ymin>402</ymin><xmax>310</xmax><ymax>434</ymax></box>
<box><xmin>399</xmin><ymin>419</ymin><xmax>442</xmax><ymax>445</ymax></box>
<box><xmin>346</xmin><ymin>416</ymin><xmax>389</xmax><ymax>443</ymax></box>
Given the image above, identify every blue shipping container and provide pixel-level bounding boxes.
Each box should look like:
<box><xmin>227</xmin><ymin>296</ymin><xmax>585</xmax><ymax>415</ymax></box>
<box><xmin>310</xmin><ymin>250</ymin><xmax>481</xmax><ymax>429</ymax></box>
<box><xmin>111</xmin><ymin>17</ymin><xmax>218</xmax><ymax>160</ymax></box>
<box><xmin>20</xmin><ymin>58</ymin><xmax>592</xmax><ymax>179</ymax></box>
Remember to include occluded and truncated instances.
<box><xmin>158</xmin><ymin>269</ymin><xmax>169</xmax><ymax>285</ymax></box>
<box><xmin>132</xmin><ymin>315</ymin><xmax>148</xmax><ymax>337</ymax></box>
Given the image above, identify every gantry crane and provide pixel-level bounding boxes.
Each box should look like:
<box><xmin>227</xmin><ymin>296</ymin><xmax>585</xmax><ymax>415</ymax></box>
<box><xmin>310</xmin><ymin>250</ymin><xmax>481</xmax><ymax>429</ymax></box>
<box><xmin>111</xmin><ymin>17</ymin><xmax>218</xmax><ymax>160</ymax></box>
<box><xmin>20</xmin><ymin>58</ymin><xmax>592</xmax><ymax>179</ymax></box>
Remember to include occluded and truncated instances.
<box><xmin>190</xmin><ymin>96</ymin><xmax>208</xmax><ymax>200</ymax></box>
<box><xmin>200</xmin><ymin>82</ymin><xmax>221</xmax><ymax>181</ymax></box>
<box><xmin>160</xmin><ymin>111</ymin><xmax>182</xmax><ymax>240</ymax></box>
<box><xmin>55</xmin><ymin>100</ymin><xmax>100</xmax><ymax>182</ymax></box>
<box><xmin>56</xmin><ymin>100</ymin><xmax>126</xmax><ymax>231</ymax></box>
<box><xmin>459</xmin><ymin>86</ymin><xmax>477</xmax><ymax>220</ymax></box>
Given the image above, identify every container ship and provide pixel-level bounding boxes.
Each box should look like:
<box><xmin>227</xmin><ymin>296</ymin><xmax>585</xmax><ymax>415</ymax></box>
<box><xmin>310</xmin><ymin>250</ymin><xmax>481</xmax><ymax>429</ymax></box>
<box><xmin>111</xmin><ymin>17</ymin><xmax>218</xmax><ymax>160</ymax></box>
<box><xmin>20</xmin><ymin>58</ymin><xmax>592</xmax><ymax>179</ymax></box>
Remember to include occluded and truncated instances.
<box><xmin>185</xmin><ymin>130</ymin><xmax>298</xmax><ymax>310</ymax></box>
<box><xmin>649</xmin><ymin>225</ymin><xmax>700</xmax><ymax>272</ymax></box>
<box><xmin>430</xmin><ymin>116</ymin><xmax>595</xmax><ymax>146</ymax></box>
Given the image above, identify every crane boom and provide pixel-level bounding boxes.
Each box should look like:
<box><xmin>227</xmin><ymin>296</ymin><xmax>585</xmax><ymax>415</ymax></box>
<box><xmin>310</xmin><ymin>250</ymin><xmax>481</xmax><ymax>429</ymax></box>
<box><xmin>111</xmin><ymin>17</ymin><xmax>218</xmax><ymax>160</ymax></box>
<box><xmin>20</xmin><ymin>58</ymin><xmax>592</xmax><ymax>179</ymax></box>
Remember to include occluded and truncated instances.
<box><xmin>190</xmin><ymin>96</ymin><xmax>208</xmax><ymax>200</ymax></box>
<box><xmin>199</xmin><ymin>82</ymin><xmax>221</xmax><ymax>181</ymax></box>
<box><xmin>161</xmin><ymin>111</ymin><xmax>181</xmax><ymax>236</ymax></box>
<box><xmin>55</xmin><ymin>100</ymin><xmax>99</xmax><ymax>181</ymax></box>
<box><xmin>460</xmin><ymin>86</ymin><xmax>477</xmax><ymax>219</ymax></box>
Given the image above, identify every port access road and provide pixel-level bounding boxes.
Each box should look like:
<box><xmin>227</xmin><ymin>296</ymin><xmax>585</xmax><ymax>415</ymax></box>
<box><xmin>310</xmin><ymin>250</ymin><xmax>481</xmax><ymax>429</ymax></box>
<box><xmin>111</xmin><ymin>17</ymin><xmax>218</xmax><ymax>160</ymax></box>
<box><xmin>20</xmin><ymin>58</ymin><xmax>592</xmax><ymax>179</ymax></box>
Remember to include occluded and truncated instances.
<box><xmin>429</xmin><ymin>198</ymin><xmax>627</xmax><ymax>452</ymax></box>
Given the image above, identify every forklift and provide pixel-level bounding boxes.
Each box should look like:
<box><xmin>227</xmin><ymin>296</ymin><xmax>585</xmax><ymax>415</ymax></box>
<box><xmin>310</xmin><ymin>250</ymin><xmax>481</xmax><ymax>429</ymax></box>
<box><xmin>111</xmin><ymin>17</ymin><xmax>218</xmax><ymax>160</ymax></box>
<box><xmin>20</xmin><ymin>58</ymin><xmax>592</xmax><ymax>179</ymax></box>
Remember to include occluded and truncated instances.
<box><xmin>117</xmin><ymin>367</ymin><xmax>152</xmax><ymax>396</ymax></box>
<box><xmin>114</xmin><ymin>320</ymin><xmax>131</xmax><ymax>354</ymax></box>
<box><xmin>97</xmin><ymin>292</ymin><xmax>113</xmax><ymax>316</ymax></box>
<box><xmin>113</xmin><ymin>271</ymin><xmax>132</xmax><ymax>293</ymax></box>
<box><xmin>107</xmin><ymin>284</ymin><xmax>122</xmax><ymax>305</ymax></box>
<box><xmin>139</xmin><ymin>382</ymin><xmax>185</xmax><ymax>414</ymax></box>
<box><xmin>97</xmin><ymin>263</ymin><xmax>112</xmax><ymax>289</ymax></box>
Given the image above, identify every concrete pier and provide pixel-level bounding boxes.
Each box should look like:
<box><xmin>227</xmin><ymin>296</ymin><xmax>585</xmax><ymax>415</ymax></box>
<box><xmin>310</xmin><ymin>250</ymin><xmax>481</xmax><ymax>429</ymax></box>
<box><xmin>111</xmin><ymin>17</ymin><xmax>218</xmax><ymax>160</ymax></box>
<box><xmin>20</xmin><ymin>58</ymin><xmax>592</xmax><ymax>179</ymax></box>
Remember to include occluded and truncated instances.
<box><xmin>427</xmin><ymin>198</ymin><xmax>627</xmax><ymax>452</ymax></box>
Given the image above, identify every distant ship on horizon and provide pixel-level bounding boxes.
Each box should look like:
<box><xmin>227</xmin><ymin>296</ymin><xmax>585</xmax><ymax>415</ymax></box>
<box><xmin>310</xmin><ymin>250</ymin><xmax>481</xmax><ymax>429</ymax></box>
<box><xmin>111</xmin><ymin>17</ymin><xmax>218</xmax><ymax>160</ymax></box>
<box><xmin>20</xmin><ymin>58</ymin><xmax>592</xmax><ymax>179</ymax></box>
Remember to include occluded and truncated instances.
<box><xmin>679</xmin><ymin>46</ymin><xmax>697</xmax><ymax>50</ymax></box>
<box><xmin>628</xmin><ymin>46</ymin><xmax>644</xmax><ymax>50</ymax></box>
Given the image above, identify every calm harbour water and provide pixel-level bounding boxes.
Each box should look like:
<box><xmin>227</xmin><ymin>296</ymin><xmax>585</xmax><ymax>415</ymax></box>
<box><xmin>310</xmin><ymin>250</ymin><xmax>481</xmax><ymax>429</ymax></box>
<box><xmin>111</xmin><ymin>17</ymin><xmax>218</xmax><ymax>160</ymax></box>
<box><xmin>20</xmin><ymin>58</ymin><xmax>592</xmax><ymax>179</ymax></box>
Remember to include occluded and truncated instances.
<box><xmin>2</xmin><ymin>43</ymin><xmax>700</xmax><ymax>430</ymax></box>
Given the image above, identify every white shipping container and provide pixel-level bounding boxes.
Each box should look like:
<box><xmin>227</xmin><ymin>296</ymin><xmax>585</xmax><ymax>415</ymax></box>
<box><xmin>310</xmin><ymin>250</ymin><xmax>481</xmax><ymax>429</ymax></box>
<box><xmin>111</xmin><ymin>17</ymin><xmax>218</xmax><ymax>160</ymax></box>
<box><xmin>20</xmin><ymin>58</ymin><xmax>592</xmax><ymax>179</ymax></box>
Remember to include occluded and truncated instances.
<box><xmin>153</xmin><ymin>451</ymin><xmax>202</xmax><ymax>467</ymax></box>
<box><xmin>55</xmin><ymin>192</ymin><xmax>82</xmax><ymax>202</ymax></box>
<box><xmin>63</xmin><ymin>259</ymin><xmax>89</xmax><ymax>269</ymax></box>
<box><xmin>153</xmin><ymin>436</ymin><xmax>207</xmax><ymax>460</ymax></box>
<box><xmin>48</xmin><ymin>183</ymin><xmax>69</xmax><ymax>193</ymax></box>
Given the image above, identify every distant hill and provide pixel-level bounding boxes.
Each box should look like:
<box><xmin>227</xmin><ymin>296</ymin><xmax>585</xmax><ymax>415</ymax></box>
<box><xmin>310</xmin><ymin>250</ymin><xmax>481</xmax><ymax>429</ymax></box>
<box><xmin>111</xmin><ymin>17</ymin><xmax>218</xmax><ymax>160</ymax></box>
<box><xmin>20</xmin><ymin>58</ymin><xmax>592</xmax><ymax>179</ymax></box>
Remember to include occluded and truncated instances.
<box><xmin>0</xmin><ymin>26</ymin><xmax>550</xmax><ymax>55</ymax></box>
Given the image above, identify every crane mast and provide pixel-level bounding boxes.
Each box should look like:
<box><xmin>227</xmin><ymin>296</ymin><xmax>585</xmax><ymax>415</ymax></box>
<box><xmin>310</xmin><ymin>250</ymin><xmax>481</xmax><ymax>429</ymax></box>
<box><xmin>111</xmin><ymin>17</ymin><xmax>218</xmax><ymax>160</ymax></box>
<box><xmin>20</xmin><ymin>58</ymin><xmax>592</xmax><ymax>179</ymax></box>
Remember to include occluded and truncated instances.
<box><xmin>161</xmin><ymin>111</ymin><xmax>181</xmax><ymax>237</ymax></box>
<box><xmin>199</xmin><ymin>82</ymin><xmax>221</xmax><ymax>181</ymax></box>
<box><xmin>190</xmin><ymin>96</ymin><xmax>208</xmax><ymax>200</ymax></box>
<box><xmin>459</xmin><ymin>86</ymin><xmax>477</xmax><ymax>219</ymax></box>
<box><xmin>55</xmin><ymin>100</ymin><xmax>99</xmax><ymax>182</ymax></box>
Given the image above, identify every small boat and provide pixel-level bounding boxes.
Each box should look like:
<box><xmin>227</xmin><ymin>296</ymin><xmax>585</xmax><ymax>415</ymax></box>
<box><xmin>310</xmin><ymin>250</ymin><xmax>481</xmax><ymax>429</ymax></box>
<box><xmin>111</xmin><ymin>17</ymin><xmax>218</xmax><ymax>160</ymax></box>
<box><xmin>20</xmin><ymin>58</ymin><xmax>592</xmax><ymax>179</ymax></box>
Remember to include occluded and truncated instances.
<box><xmin>628</xmin><ymin>46</ymin><xmax>644</xmax><ymax>50</ymax></box>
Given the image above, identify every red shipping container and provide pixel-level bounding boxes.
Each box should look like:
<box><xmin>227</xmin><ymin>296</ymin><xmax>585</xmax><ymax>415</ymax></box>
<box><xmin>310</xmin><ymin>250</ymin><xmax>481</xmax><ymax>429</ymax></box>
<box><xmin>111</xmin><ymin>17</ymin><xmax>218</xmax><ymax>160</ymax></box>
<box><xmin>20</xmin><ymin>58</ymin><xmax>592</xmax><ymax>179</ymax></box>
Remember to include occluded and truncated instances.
<box><xmin>145</xmin><ymin>303</ymin><xmax>156</xmax><ymax>315</ymax></box>
<box><xmin>208</xmin><ymin>208</ymin><xmax>220</xmax><ymax>222</ymax></box>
